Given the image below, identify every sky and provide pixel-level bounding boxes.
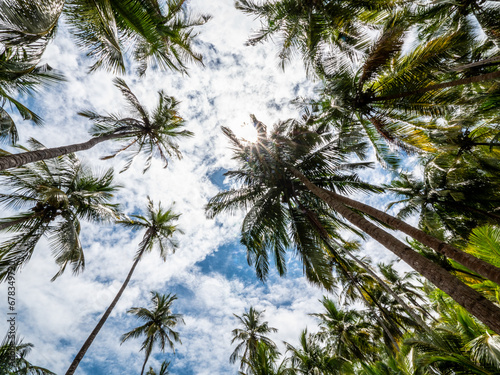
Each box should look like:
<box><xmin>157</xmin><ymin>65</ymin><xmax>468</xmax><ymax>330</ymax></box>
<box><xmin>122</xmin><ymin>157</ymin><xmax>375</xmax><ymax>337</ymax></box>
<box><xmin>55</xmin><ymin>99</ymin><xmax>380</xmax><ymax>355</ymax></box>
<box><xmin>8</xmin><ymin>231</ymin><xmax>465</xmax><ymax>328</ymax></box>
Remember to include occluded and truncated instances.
<box><xmin>0</xmin><ymin>1</ymin><xmax>411</xmax><ymax>374</ymax></box>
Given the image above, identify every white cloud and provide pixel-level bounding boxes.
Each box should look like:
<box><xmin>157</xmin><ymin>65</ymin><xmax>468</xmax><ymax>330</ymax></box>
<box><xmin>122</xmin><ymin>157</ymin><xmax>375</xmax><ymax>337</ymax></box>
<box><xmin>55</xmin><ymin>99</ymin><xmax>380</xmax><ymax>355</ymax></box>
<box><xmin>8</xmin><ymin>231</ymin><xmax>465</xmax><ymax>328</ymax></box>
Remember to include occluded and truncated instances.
<box><xmin>0</xmin><ymin>1</ymin><xmax>416</xmax><ymax>374</ymax></box>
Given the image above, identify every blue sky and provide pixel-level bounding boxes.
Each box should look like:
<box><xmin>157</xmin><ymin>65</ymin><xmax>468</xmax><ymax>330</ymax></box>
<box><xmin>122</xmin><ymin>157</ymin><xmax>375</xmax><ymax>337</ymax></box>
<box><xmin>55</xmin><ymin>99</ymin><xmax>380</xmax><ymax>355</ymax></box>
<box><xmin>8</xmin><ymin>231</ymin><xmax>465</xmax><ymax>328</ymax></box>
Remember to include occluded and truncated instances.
<box><xmin>0</xmin><ymin>1</ymin><xmax>405</xmax><ymax>374</ymax></box>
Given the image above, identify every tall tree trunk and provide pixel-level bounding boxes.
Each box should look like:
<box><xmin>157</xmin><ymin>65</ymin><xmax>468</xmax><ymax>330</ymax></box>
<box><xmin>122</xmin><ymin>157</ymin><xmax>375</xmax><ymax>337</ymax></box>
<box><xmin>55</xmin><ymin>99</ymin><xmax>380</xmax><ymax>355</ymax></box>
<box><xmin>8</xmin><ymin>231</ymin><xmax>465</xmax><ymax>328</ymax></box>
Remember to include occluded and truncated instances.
<box><xmin>290</xmin><ymin>167</ymin><xmax>500</xmax><ymax>334</ymax></box>
<box><xmin>322</xmin><ymin>189</ymin><xmax>500</xmax><ymax>286</ymax></box>
<box><xmin>372</xmin><ymin>70</ymin><xmax>500</xmax><ymax>102</ymax></box>
<box><xmin>65</xmin><ymin>243</ymin><xmax>147</xmax><ymax>375</ymax></box>
<box><xmin>140</xmin><ymin>351</ymin><xmax>151</xmax><ymax>375</ymax></box>
<box><xmin>0</xmin><ymin>132</ymin><xmax>135</xmax><ymax>171</ymax></box>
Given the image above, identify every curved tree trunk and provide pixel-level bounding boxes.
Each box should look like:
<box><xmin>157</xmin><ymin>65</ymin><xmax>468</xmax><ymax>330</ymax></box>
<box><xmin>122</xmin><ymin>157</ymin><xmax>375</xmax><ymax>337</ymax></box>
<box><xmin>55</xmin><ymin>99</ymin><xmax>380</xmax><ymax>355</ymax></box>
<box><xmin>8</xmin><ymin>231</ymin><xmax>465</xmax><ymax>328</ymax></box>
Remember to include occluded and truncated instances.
<box><xmin>0</xmin><ymin>132</ymin><xmax>134</xmax><ymax>172</ymax></box>
<box><xmin>65</xmin><ymin>244</ymin><xmax>147</xmax><ymax>375</ymax></box>
<box><xmin>290</xmin><ymin>167</ymin><xmax>500</xmax><ymax>334</ymax></box>
<box><xmin>140</xmin><ymin>352</ymin><xmax>150</xmax><ymax>375</ymax></box>
<box><xmin>322</xmin><ymin>189</ymin><xmax>500</xmax><ymax>286</ymax></box>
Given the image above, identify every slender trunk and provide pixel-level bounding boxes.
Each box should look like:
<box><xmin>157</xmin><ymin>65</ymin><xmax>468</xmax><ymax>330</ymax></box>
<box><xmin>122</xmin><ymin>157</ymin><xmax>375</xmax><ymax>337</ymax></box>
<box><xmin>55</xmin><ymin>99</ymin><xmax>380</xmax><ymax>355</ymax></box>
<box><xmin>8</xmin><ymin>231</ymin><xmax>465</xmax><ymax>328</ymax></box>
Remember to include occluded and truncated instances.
<box><xmin>65</xmin><ymin>244</ymin><xmax>147</xmax><ymax>375</ymax></box>
<box><xmin>290</xmin><ymin>167</ymin><xmax>500</xmax><ymax>334</ymax></box>
<box><xmin>0</xmin><ymin>132</ymin><xmax>135</xmax><ymax>171</ymax></box>
<box><xmin>323</xmin><ymin>189</ymin><xmax>500</xmax><ymax>286</ymax></box>
<box><xmin>372</xmin><ymin>70</ymin><xmax>500</xmax><ymax>102</ymax></box>
<box><xmin>140</xmin><ymin>352</ymin><xmax>150</xmax><ymax>375</ymax></box>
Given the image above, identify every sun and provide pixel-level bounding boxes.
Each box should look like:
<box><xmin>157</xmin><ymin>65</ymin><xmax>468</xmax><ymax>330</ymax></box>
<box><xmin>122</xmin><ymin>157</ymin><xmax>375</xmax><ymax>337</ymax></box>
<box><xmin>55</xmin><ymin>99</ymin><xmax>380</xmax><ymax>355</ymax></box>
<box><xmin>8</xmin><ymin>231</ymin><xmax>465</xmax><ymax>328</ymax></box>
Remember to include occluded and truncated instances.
<box><xmin>232</xmin><ymin>122</ymin><xmax>259</xmax><ymax>144</ymax></box>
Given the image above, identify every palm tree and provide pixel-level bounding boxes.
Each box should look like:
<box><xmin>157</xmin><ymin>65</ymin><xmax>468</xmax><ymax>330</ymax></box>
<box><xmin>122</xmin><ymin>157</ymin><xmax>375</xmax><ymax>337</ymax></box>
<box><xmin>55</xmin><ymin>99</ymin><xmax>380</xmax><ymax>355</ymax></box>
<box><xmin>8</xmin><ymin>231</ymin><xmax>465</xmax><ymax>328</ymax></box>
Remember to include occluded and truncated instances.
<box><xmin>206</xmin><ymin>115</ymin><xmax>500</xmax><ymax>334</ymax></box>
<box><xmin>145</xmin><ymin>361</ymin><xmax>171</xmax><ymax>375</ymax></box>
<box><xmin>0</xmin><ymin>0</ymin><xmax>209</xmax><ymax>74</ymax></box>
<box><xmin>0</xmin><ymin>139</ymin><xmax>120</xmax><ymax>281</ymax></box>
<box><xmin>405</xmin><ymin>295</ymin><xmax>500</xmax><ymax>375</ymax></box>
<box><xmin>386</xmin><ymin>156</ymin><xmax>500</xmax><ymax>240</ymax></box>
<box><xmin>235</xmin><ymin>0</ymin><xmax>391</xmax><ymax>75</ymax></box>
<box><xmin>231</xmin><ymin>307</ymin><xmax>279</xmax><ymax>370</ymax></box>
<box><xmin>312</xmin><ymin>297</ymin><xmax>379</xmax><ymax>363</ymax></box>
<box><xmin>207</xmin><ymin>114</ymin><xmax>379</xmax><ymax>289</ymax></box>
<box><xmin>239</xmin><ymin>341</ymin><xmax>293</xmax><ymax>375</ymax></box>
<box><xmin>286</xmin><ymin>329</ymin><xmax>352</xmax><ymax>375</ymax></box>
<box><xmin>0</xmin><ymin>335</ymin><xmax>55</xmax><ymax>374</ymax></box>
<box><xmin>0</xmin><ymin>53</ymin><xmax>64</xmax><ymax>143</ymax></box>
<box><xmin>0</xmin><ymin>78</ymin><xmax>193</xmax><ymax>172</ymax></box>
<box><xmin>415</xmin><ymin>0</ymin><xmax>500</xmax><ymax>46</ymax></box>
<box><xmin>316</xmin><ymin>24</ymin><xmax>500</xmax><ymax>163</ymax></box>
<box><xmin>65</xmin><ymin>199</ymin><xmax>182</xmax><ymax>375</ymax></box>
<box><xmin>122</xmin><ymin>292</ymin><xmax>184</xmax><ymax>375</ymax></box>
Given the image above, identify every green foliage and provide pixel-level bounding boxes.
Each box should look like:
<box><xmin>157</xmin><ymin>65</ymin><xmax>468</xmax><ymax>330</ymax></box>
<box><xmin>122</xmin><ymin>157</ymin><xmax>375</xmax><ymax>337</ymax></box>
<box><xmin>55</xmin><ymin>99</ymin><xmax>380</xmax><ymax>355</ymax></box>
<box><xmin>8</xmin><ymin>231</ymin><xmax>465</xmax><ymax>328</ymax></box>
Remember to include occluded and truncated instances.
<box><xmin>81</xmin><ymin>77</ymin><xmax>193</xmax><ymax>173</ymax></box>
<box><xmin>231</xmin><ymin>307</ymin><xmax>279</xmax><ymax>369</ymax></box>
<box><xmin>206</xmin><ymin>114</ymin><xmax>381</xmax><ymax>289</ymax></box>
<box><xmin>122</xmin><ymin>292</ymin><xmax>184</xmax><ymax>375</ymax></box>
<box><xmin>0</xmin><ymin>139</ymin><xmax>121</xmax><ymax>281</ymax></box>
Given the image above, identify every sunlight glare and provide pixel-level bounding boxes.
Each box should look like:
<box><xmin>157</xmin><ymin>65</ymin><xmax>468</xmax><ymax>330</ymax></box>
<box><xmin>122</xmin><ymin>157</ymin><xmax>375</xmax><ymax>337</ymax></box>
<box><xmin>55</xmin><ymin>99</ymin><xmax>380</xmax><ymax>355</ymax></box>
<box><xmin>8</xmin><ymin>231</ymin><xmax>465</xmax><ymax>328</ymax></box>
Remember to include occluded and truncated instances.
<box><xmin>232</xmin><ymin>122</ymin><xmax>259</xmax><ymax>144</ymax></box>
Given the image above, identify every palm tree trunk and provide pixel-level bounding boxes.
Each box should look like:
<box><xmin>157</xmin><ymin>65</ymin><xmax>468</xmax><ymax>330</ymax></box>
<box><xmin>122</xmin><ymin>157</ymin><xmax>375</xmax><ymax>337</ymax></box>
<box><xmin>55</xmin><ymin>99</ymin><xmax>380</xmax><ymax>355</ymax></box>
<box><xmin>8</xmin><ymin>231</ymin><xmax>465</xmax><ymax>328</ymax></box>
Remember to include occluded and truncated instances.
<box><xmin>140</xmin><ymin>352</ymin><xmax>150</xmax><ymax>375</ymax></box>
<box><xmin>65</xmin><ymin>243</ymin><xmax>148</xmax><ymax>375</ymax></box>
<box><xmin>0</xmin><ymin>132</ymin><xmax>135</xmax><ymax>172</ymax></box>
<box><xmin>372</xmin><ymin>70</ymin><xmax>500</xmax><ymax>102</ymax></box>
<box><xmin>322</xmin><ymin>189</ymin><xmax>500</xmax><ymax>286</ymax></box>
<box><xmin>289</xmin><ymin>166</ymin><xmax>500</xmax><ymax>334</ymax></box>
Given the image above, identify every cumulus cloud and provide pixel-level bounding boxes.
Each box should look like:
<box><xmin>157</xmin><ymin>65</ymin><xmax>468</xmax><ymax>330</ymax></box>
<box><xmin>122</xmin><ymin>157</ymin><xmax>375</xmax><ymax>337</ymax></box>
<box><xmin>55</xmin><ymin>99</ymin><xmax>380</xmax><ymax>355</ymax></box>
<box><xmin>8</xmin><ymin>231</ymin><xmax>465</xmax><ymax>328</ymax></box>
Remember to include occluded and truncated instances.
<box><xmin>0</xmin><ymin>1</ymin><xmax>407</xmax><ymax>374</ymax></box>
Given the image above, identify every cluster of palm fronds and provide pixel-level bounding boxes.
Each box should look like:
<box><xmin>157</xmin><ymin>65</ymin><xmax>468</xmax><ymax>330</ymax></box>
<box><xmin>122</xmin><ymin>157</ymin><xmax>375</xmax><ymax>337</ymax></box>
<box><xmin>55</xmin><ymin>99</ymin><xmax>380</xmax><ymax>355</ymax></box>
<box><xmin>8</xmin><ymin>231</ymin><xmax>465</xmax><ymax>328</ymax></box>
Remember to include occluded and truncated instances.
<box><xmin>207</xmin><ymin>0</ymin><xmax>500</xmax><ymax>348</ymax></box>
<box><xmin>0</xmin><ymin>0</ymin><xmax>208</xmax><ymax>143</ymax></box>
<box><xmin>0</xmin><ymin>0</ymin><xmax>205</xmax><ymax>372</ymax></box>
<box><xmin>231</xmin><ymin>254</ymin><xmax>500</xmax><ymax>375</ymax></box>
<box><xmin>1</xmin><ymin>0</ymin><xmax>500</xmax><ymax>372</ymax></box>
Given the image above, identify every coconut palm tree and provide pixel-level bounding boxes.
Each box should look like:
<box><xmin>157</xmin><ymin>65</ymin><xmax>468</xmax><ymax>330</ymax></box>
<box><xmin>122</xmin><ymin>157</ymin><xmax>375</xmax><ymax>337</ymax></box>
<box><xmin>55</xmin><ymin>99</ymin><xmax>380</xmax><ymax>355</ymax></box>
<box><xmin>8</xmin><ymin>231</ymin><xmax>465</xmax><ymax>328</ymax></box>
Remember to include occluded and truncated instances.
<box><xmin>65</xmin><ymin>199</ymin><xmax>182</xmax><ymax>375</ymax></box>
<box><xmin>386</xmin><ymin>157</ymin><xmax>500</xmax><ymax>241</ymax></box>
<box><xmin>415</xmin><ymin>0</ymin><xmax>500</xmax><ymax>46</ymax></box>
<box><xmin>145</xmin><ymin>361</ymin><xmax>171</xmax><ymax>375</ymax></box>
<box><xmin>286</xmin><ymin>330</ymin><xmax>350</xmax><ymax>375</ymax></box>
<box><xmin>231</xmin><ymin>307</ymin><xmax>279</xmax><ymax>370</ymax></box>
<box><xmin>235</xmin><ymin>0</ymin><xmax>392</xmax><ymax>75</ymax></box>
<box><xmin>239</xmin><ymin>341</ymin><xmax>293</xmax><ymax>375</ymax></box>
<box><xmin>316</xmin><ymin>23</ymin><xmax>500</xmax><ymax>164</ymax></box>
<box><xmin>0</xmin><ymin>52</ymin><xmax>64</xmax><ymax>143</ymax></box>
<box><xmin>0</xmin><ymin>0</ymin><xmax>209</xmax><ymax>75</ymax></box>
<box><xmin>405</xmin><ymin>295</ymin><xmax>500</xmax><ymax>374</ymax></box>
<box><xmin>0</xmin><ymin>335</ymin><xmax>55</xmax><ymax>375</ymax></box>
<box><xmin>0</xmin><ymin>139</ymin><xmax>120</xmax><ymax>282</ymax></box>
<box><xmin>207</xmin><ymin>114</ymin><xmax>379</xmax><ymax>289</ymax></box>
<box><xmin>206</xmin><ymin>115</ymin><xmax>500</xmax><ymax>334</ymax></box>
<box><xmin>312</xmin><ymin>297</ymin><xmax>379</xmax><ymax>363</ymax></box>
<box><xmin>122</xmin><ymin>292</ymin><xmax>184</xmax><ymax>375</ymax></box>
<box><xmin>0</xmin><ymin>77</ymin><xmax>193</xmax><ymax>172</ymax></box>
